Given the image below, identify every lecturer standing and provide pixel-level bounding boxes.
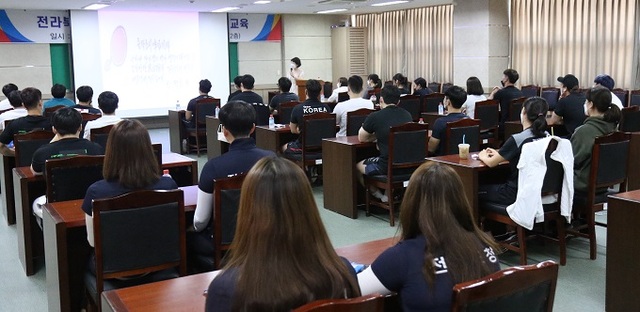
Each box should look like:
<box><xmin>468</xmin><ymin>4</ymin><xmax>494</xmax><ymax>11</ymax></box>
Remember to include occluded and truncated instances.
<box><xmin>288</xmin><ymin>57</ymin><xmax>304</xmax><ymax>93</ymax></box>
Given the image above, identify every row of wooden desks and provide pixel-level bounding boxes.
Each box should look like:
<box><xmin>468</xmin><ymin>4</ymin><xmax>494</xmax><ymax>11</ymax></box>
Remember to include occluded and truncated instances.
<box><xmin>43</xmin><ymin>185</ymin><xmax>198</xmax><ymax>312</ymax></box>
<box><xmin>14</xmin><ymin>153</ymin><xmax>197</xmax><ymax>278</ymax></box>
<box><xmin>101</xmin><ymin>237</ymin><xmax>396</xmax><ymax>312</ymax></box>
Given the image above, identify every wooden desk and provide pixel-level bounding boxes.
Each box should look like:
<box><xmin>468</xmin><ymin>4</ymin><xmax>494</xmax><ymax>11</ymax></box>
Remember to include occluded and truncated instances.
<box><xmin>322</xmin><ymin>136</ymin><xmax>377</xmax><ymax>218</ymax></box>
<box><xmin>0</xmin><ymin>155</ymin><xmax>16</xmax><ymax>225</ymax></box>
<box><xmin>168</xmin><ymin>109</ymin><xmax>187</xmax><ymax>154</ymax></box>
<box><xmin>161</xmin><ymin>153</ymin><xmax>198</xmax><ymax>187</ymax></box>
<box><xmin>205</xmin><ymin>116</ymin><xmax>229</xmax><ymax>160</ymax></box>
<box><xmin>101</xmin><ymin>237</ymin><xmax>396</xmax><ymax>312</ymax></box>
<box><xmin>43</xmin><ymin>185</ymin><xmax>198</xmax><ymax>312</ymax></box>
<box><xmin>428</xmin><ymin>154</ymin><xmax>508</xmax><ymax>220</ymax></box>
<box><xmin>255</xmin><ymin>125</ymin><xmax>297</xmax><ymax>154</ymax></box>
<box><xmin>606</xmin><ymin>190</ymin><xmax>640</xmax><ymax>311</ymax></box>
<box><xmin>627</xmin><ymin>132</ymin><xmax>640</xmax><ymax>191</ymax></box>
<box><xmin>15</xmin><ymin>154</ymin><xmax>196</xmax><ymax>277</ymax></box>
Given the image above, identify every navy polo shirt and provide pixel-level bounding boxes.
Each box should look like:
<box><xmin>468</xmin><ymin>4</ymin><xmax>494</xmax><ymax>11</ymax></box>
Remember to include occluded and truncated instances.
<box><xmin>198</xmin><ymin>137</ymin><xmax>275</xmax><ymax>193</ymax></box>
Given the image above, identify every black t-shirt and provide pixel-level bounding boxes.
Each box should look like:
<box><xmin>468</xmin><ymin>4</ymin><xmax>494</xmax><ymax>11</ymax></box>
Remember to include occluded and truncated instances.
<box><xmin>554</xmin><ymin>92</ymin><xmax>586</xmax><ymax>135</ymax></box>
<box><xmin>498</xmin><ymin>128</ymin><xmax>538</xmax><ymax>188</ymax></box>
<box><xmin>431</xmin><ymin>113</ymin><xmax>468</xmax><ymax>156</ymax></box>
<box><xmin>493</xmin><ymin>86</ymin><xmax>523</xmax><ymax>123</ymax></box>
<box><xmin>362</xmin><ymin>105</ymin><xmax>413</xmax><ymax>169</ymax></box>
<box><xmin>230</xmin><ymin>91</ymin><xmax>263</xmax><ymax>105</ymax></box>
<box><xmin>269</xmin><ymin>92</ymin><xmax>299</xmax><ymax>110</ymax></box>
<box><xmin>0</xmin><ymin>115</ymin><xmax>52</xmax><ymax>144</ymax></box>
<box><xmin>186</xmin><ymin>95</ymin><xmax>213</xmax><ymax>114</ymax></box>
<box><xmin>71</xmin><ymin>104</ymin><xmax>102</xmax><ymax>115</ymax></box>
<box><xmin>413</xmin><ymin>88</ymin><xmax>433</xmax><ymax>97</ymax></box>
<box><xmin>31</xmin><ymin>138</ymin><xmax>104</xmax><ymax>173</ymax></box>
<box><xmin>227</xmin><ymin>90</ymin><xmax>241</xmax><ymax>102</ymax></box>
<box><xmin>290</xmin><ymin>99</ymin><xmax>331</xmax><ymax>134</ymax></box>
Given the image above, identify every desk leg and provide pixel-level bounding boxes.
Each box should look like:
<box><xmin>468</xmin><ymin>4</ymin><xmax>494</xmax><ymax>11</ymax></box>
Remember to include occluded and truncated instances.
<box><xmin>627</xmin><ymin>133</ymin><xmax>640</xmax><ymax>191</ymax></box>
<box><xmin>44</xmin><ymin>209</ymin><xmax>90</xmax><ymax>312</ymax></box>
<box><xmin>323</xmin><ymin>141</ymin><xmax>358</xmax><ymax>218</ymax></box>
<box><xmin>1</xmin><ymin>156</ymin><xmax>16</xmax><ymax>225</ymax></box>
<box><xmin>14</xmin><ymin>173</ymin><xmax>45</xmax><ymax>276</ymax></box>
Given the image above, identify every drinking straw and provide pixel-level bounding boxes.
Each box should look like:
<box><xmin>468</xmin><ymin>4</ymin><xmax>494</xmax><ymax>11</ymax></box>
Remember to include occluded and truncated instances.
<box><xmin>462</xmin><ymin>134</ymin><xmax>466</xmax><ymax>144</ymax></box>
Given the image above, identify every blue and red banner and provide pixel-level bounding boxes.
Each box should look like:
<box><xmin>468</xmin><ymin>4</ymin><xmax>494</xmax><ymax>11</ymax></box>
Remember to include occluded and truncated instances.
<box><xmin>0</xmin><ymin>10</ymin><xmax>71</xmax><ymax>43</ymax></box>
<box><xmin>228</xmin><ymin>14</ymin><xmax>282</xmax><ymax>42</ymax></box>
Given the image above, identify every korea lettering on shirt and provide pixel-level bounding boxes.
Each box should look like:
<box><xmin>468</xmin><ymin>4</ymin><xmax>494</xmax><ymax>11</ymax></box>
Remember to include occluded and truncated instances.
<box><xmin>303</xmin><ymin>106</ymin><xmax>328</xmax><ymax>114</ymax></box>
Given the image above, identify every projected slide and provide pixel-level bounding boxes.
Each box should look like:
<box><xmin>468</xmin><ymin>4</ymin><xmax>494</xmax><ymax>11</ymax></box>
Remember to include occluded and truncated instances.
<box><xmin>98</xmin><ymin>11</ymin><xmax>200</xmax><ymax>114</ymax></box>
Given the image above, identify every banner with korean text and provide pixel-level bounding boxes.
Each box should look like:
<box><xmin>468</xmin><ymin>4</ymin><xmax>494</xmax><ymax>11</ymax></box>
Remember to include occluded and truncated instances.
<box><xmin>228</xmin><ymin>13</ymin><xmax>282</xmax><ymax>42</ymax></box>
<box><xmin>0</xmin><ymin>10</ymin><xmax>71</xmax><ymax>43</ymax></box>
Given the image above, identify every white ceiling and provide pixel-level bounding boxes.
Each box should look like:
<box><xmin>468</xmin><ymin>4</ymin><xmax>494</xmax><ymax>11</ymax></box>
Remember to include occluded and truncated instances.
<box><xmin>0</xmin><ymin>0</ymin><xmax>452</xmax><ymax>15</ymax></box>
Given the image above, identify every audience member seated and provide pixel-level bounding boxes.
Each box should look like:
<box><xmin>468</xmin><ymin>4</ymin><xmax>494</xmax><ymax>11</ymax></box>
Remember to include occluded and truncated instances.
<box><xmin>30</xmin><ymin>108</ymin><xmax>104</xmax><ymax>219</ymax></box>
<box><xmin>571</xmin><ymin>86</ymin><xmax>621</xmax><ymax>195</ymax></box>
<box><xmin>327</xmin><ymin>77</ymin><xmax>348</xmax><ymax>103</ymax></box>
<box><xmin>0</xmin><ymin>90</ymin><xmax>27</xmax><ymax>131</ymax></box>
<box><xmin>184</xmin><ymin>79</ymin><xmax>214</xmax><ymax>129</ymax></box>
<box><xmin>205</xmin><ymin>157</ymin><xmax>361</xmax><ymax>311</ymax></box>
<box><xmin>358</xmin><ymin>161</ymin><xmax>500</xmax><ymax>311</ymax></box>
<box><xmin>43</xmin><ymin>83</ymin><xmax>75</xmax><ymax>111</ymax></box>
<box><xmin>71</xmin><ymin>85</ymin><xmax>101</xmax><ymax>114</ymax></box>
<box><xmin>83</xmin><ymin>91</ymin><xmax>122</xmax><ymax>140</ymax></box>
<box><xmin>356</xmin><ymin>85</ymin><xmax>412</xmax><ymax>203</ymax></box>
<box><xmin>230</xmin><ymin>74</ymin><xmax>269</xmax><ymax>125</ymax></box>
<box><xmin>478</xmin><ymin>97</ymin><xmax>549</xmax><ymax>205</ymax></box>
<box><xmin>0</xmin><ymin>83</ymin><xmax>18</xmax><ymax>111</ymax></box>
<box><xmin>593</xmin><ymin>74</ymin><xmax>623</xmax><ymax>109</ymax></box>
<box><xmin>227</xmin><ymin>76</ymin><xmax>242</xmax><ymax>102</ymax></box>
<box><xmin>0</xmin><ymin>87</ymin><xmax>52</xmax><ymax>156</ymax></box>
<box><xmin>461</xmin><ymin>76</ymin><xmax>487</xmax><ymax>118</ymax></box>
<box><xmin>548</xmin><ymin>74</ymin><xmax>586</xmax><ymax>135</ymax></box>
<box><xmin>82</xmin><ymin>119</ymin><xmax>178</xmax><ymax>247</ymax></box>
<box><xmin>428</xmin><ymin>85</ymin><xmax>469</xmax><ymax>155</ymax></box>
<box><xmin>282</xmin><ymin>79</ymin><xmax>331</xmax><ymax>155</ymax></box>
<box><xmin>488</xmin><ymin>68</ymin><xmax>523</xmax><ymax>125</ymax></box>
<box><xmin>333</xmin><ymin>75</ymin><xmax>374</xmax><ymax>137</ymax></box>
<box><xmin>392</xmin><ymin>73</ymin><xmax>411</xmax><ymax>95</ymax></box>
<box><xmin>412</xmin><ymin>77</ymin><xmax>433</xmax><ymax>97</ymax></box>
<box><xmin>269</xmin><ymin>77</ymin><xmax>299</xmax><ymax>114</ymax></box>
<box><xmin>189</xmin><ymin>101</ymin><xmax>275</xmax><ymax>263</ymax></box>
<box><xmin>363</xmin><ymin>74</ymin><xmax>382</xmax><ymax>100</ymax></box>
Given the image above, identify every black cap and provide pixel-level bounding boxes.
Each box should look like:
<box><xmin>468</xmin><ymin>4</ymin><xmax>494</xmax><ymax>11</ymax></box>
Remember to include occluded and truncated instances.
<box><xmin>557</xmin><ymin>74</ymin><xmax>579</xmax><ymax>90</ymax></box>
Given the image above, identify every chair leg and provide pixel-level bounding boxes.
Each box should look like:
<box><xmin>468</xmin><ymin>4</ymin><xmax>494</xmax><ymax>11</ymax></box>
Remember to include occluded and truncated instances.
<box><xmin>556</xmin><ymin>217</ymin><xmax>567</xmax><ymax>265</ymax></box>
<box><xmin>195</xmin><ymin>135</ymin><xmax>201</xmax><ymax>157</ymax></box>
<box><xmin>365</xmin><ymin>185</ymin><xmax>371</xmax><ymax>217</ymax></box>
<box><xmin>589</xmin><ymin>212</ymin><xmax>597</xmax><ymax>260</ymax></box>
<box><xmin>388</xmin><ymin>188</ymin><xmax>394</xmax><ymax>227</ymax></box>
<box><xmin>517</xmin><ymin>226</ymin><xmax>527</xmax><ymax>265</ymax></box>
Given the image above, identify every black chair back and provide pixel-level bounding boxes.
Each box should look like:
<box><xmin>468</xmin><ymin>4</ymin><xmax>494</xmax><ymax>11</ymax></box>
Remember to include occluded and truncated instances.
<box><xmin>90</xmin><ymin>124</ymin><xmax>115</xmax><ymax>149</ymax></box>
<box><xmin>619</xmin><ymin>106</ymin><xmax>640</xmax><ymax>132</ymax></box>
<box><xmin>398</xmin><ymin>95</ymin><xmax>421</xmax><ymax>121</ymax></box>
<box><xmin>252</xmin><ymin>103</ymin><xmax>271</xmax><ymax>126</ymax></box>
<box><xmin>509</xmin><ymin>97</ymin><xmax>526</xmax><ymax>121</ymax></box>
<box><xmin>451</xmin><ymin>260</ymin><xmax>559</xmax><ymax>312</ymax></box>
<box><xmin>593</xmin><ymin>132</ymin><xmax>630</xmax><ymax>188</ymax></box>
<box><xmin>612</xmin><ymin>89</ymin><xmax>629</xmax><ymax>107</ymax></box>
<box><xmin>337</xmin><ymin>92</ymin><xmax>349</xmax><ymax>103</ymax></box>
<box><xmin>441</xmin><ymin>83</ymin><xmax>453</xmax><ymax>94</ymax></box>
<box><xmin>390</xmin><ymin>123</ymin><xmax>428</xmax><ymax>166</ymax></box>
<box><xmin>541</xmin><ymin>88</ymin><xmax>560</xmax><ymax>110</ymax></box>
<box><xmin>346</xmin><ymin>108</ymin><xmax>375</xmax><ymax>136</ymax></box>
<box><xmin>445</xmin><ymin>118</ymin><xmax>481</xmax><ymax>155</ymax></box>
<box><xmin>423</xmin><ymin>93</ymin><xmax>445</xmax><ymax>113</ymax></box>
<box><xmin>44</xmin><ymin>105</ymin><xmax>65</xmax><ymax>117</ymax></box>
<box><xmin>45</xmin><ymin>155</ymin><xmax>104</xmax><ymax>202</ymax></box>
<box><xmin>474</xmin><ymin>100</ymin><xmax>500</xmax><ymax>131</ymax></box>
<box><xmin>277</xmin><ymin>101</ymin><xmax>299</xmax><ymax>125</ymax></box>
<box><xmin>14</xmin><ymin>130</ymin><xmax>55</xmax><ymax>167</ymax></box>
<box><xmin>303</xmin><ymin>112</ymin><xmax>336</xmax><ymax>149</ymax></box>
<box><xmin>428</xmin><ymin>82</ymin><xmax>441</xmax><ymax>93</ymax></box>
<box><xmin>195</xmin><ymin>98</ymin><xmax>218</xmax><ymax>125</ymax></box>
<box><xmin>630</xmin><ymin>90</ymin><xmax>640</xmax><ymax>106</ymax></box>
<box><xmin>212</xmin><ymin>174</ymin><xmax>245</xmax><ymax>268</ymax></box>
<box><xmin>521</xmin><ymin>85</ymin><xmax>541</xmax><ymax>98</ymax></box>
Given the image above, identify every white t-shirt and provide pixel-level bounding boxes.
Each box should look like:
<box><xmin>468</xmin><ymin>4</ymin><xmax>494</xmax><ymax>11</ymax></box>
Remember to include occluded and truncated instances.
<box><xmin>333</xmin><ymin>98</ymin><xmax>375</xmax><ymax>137</ymax></box>
<box><xmin>0</xmin><ymin>99</ymin><xmax>12</xmax><ymax>111</ymax></box>
<box><xmin>461</xmin><ymin>94</ymin><xmax>486</xmax><ymax>119</ymax></box>
<box><xmin>327</xmin><ymin>86</ymin><xmax>349</xmax><ymax>103</ymax></box>
<box><xmin>0</xmin><ymin>108</ymin><xmax>26</xmax><ymax>130</ymax></box>
<box><xmin>83</xmin><ymin>115</ymin><xmax>122</xmax><ymax>140</ymax></box>
<box><xmin>610</xmin><ymin>91</ymin><xmax>623</xmax><ymax>109</ymax></box>
<box><xmin>287</xmin><ymin>68</ymin><xmax>304</xmax><ymax>93</ymax></box>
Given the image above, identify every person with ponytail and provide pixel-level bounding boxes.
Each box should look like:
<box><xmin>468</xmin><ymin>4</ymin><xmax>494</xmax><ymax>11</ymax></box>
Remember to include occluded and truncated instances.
<box><xmin>392</xmin><ymin>73</ymin><xmax>410</xmax><ymax>95</ymax></box>
<box><xmin>478</xmin><ymin>96</ymin><xmax>549</xmax><ymax>205</ymax></box>
<box><xmin>571</xmin><ymin>86</ymin><xmax>621</xmax><ymax>193</ymax></box>
<box><xmin>358</xmin><ymin>162</ymin><xmax>500</xmax><ymax>311</ymax></box>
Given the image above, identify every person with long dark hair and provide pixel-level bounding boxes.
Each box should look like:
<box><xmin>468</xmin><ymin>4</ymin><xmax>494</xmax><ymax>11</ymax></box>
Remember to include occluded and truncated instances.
<box><xmin>392</xmin><ymin>73</ymin><xmax>410</xmax><ymax>95</ymax></box>
<box><xmin>205</xmin><ymin>157</ymin><xmax>360</xmax><ymax>311</ymax></box>
<box><xmin>571</xmin><ymin>86</ymin><xmax>621</xmax><ymax>193</ymax></box>
<box><xmin>82</xmin><ymin>119</ymin><xmax>178</xmax><ymax>246</ymax></box>
<box><xmin>461</xmin><ymin>76</ymin><xmax>486</xmax><ymax>118</ymax></box>
<box><xmin>478</xmin><ymin>96</ymin><xmax>549</xmax><ymax>205</ymax></box>
<box><xmin>358</xmin><ymin>162</ymin><xmax>500</xmax><ymax>311</ymax></box>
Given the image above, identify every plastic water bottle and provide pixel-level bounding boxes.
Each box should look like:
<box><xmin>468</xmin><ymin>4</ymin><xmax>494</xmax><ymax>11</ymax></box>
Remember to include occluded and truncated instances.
<box><xmin>269</xmin><ymin>114</ymin><xmax>275</xmax><ymax>128</ymax></box>
<box><xmin>370</xmin><ymin>94</ymin><xmax>377</xmax><ymax>104</ymax></box>
<box><xmin>162</xmin><ymin>169</ymin><xmax>172</xmax><ymax>178</ymax></box>
<box><xmin>418</xmin><ymin>118</ymin><xmax>424</xmax><ymax>124</ymax></box>
<box><xmin>438</xmin><ymin>102</ymin><xmax>444</xmax><ymax>115</ymax></box>
<box><xmin>215</xmin><ymin>106</ymin><xmax>220</xmax><ymax>118</ymax></box>
<box><xmin>175</xmin><ymin>100</ymin><xmax>180</xmax><ymax>111</ymax></box>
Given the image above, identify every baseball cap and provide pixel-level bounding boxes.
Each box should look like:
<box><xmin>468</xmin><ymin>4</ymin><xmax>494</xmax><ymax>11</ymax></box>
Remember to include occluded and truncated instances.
<box><xmin>593</xmin><ymin>74</ymin><xmax>615</xmax><ymax>91</ymax></box>
<box><xmin>557</xmin><ymin>74</ymin><xmax>579</xmax><ymax>90</ymax></box>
